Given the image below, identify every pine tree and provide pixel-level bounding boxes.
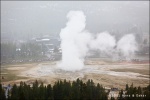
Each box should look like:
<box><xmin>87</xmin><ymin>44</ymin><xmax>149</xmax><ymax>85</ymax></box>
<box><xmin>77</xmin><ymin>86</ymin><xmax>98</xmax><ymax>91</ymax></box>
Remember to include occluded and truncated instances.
<box><xmin>32</xmin><ymin>80</ymin><xmax>39</xmax><ymax>99</ymax></box>
<box><xmin>10</xmin><ymin>84</ymin><xmax>19</xmax><ymax>100</ymax></box>
<box><xmin>118</xmin><ymin>89</ymin><xmax>124</xmax><ymax>100</ymax></box>
<box><xmin>126</xmin><ymin>84</ymin><xmax>129</xmax><ymax>91</ymax></box>
<box><xmin>39</xmin><ymin>82</ymin><xmax>45</xmax><ymax>99</ymax></box>
<box><xmin>0</xmin><ymin>84</ymin><xmax>6</xmax><ymax>100</ymax></box>
<box><xmin>137</xmin><ymin>86</ymin><xmax>142</xmax><ymax>94</ymax></box>
<box><xmin>46</xmin><ymin>84</ymin><xmax>53</xmax><ymax>100</ymax></box>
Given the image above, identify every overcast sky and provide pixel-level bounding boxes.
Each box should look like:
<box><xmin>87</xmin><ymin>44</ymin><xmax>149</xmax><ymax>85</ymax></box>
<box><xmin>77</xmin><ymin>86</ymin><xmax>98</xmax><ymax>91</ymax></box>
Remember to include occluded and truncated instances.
<box><xmin>1</xmin><ymin>1</ymin><xmax>149</xmax><ymax>40</ymax></box>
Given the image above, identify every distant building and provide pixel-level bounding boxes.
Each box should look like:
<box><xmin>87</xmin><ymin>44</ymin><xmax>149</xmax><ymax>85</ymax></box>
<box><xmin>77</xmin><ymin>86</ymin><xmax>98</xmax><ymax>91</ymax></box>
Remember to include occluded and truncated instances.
<box><xmin>30</xmin><ymin>36</ymin><xmax>61</xmax><ymax>54</ymax></box>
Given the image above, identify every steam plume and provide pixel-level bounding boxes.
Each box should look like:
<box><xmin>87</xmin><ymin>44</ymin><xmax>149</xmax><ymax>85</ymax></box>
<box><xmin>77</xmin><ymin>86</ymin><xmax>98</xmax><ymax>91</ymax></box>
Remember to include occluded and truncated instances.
<box><xmin>90</xmin><ymin>32</ymin><xmax>116</xmax><ymax>55</ymax></box>
<box><xmin>58</xmin><ymin>10</ymin><xmax>138</xmax><ymax>71</ymax></box>
<box><xmin>58</xmin><ymin>11</ymin><xmax>91</xmax><ymax>71</ymax></box>
<box><xmin>117</xmin><ymin>34</ymin><xmax>138</xmax><ymax>58</ymax></box>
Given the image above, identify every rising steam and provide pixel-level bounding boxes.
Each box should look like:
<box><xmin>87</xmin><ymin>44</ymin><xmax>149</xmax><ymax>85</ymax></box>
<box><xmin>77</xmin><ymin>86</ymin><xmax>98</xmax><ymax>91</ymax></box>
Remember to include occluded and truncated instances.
<box><xmin>58</xmin><ymin>11</ymin><xmax>138</xmax><ymax>71</ymax></box>
<box><xmin>117</xmin><ymin>34</ymin><xmax>138</xmax><ymax>58</ymax></box>
<box><xmin>90</xmin><ymin>32</ymin><xmax>116</xmax><ymax>56</ymax></box>
<box><xmin>58</xmin><ymin>11</ymin><xmax>91</xmax><ymax>71</ymax></box>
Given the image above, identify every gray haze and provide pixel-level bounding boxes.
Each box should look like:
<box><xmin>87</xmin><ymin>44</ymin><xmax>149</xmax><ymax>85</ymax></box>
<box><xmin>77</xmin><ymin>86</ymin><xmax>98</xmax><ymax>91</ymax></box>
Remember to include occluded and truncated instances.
<box><xmin>1</xmin><ymin>1</ymin><xmax>149</xmax><ymax>40</ymax></box>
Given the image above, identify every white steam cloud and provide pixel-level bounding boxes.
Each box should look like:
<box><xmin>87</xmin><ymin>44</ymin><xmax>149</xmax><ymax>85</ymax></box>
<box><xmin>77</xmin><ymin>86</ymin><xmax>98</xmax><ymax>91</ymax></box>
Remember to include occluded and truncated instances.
<box><xmin>58</xmin><ymin>11</ymin><xmax>91</xmax><ymax>71</ymax></box>
<box><xmin>117</xmin><ymin>34</ymin><xmax>138</xmax><ymax>58</ymax></box>
<box><xmin>58</xmin><ymin>11</ymin><xmax>138</xmax><ymax>71</ymax></box>
<box><xmin>90</xmin><ymin>32</ymin><xmax>116</xmax><ymax>55</ymax></box>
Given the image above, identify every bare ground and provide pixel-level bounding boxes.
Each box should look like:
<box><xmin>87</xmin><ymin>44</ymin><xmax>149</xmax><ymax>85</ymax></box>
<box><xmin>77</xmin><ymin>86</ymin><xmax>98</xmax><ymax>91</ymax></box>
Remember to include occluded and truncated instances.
<box><xmin>1</xmin><ymin>60</ymin><xmax>149</xmax><ymax>89</ymax></box>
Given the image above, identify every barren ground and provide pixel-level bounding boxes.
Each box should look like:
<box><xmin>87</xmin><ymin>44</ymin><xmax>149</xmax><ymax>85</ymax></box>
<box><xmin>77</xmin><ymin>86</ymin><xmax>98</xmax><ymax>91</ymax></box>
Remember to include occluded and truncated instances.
<box><xmin>1</xmin><ymin>59</ymin><xmax>149</xmax><ymax>89</ymax></box>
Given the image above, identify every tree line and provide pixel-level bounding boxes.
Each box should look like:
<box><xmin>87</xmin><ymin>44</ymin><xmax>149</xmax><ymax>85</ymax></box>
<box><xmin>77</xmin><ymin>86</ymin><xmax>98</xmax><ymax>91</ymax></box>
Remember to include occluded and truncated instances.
<box><xmin>1</xmin><ymin>42</ymin><xmax>50</xmax><ymax>64</ymax></box>
<box><xmin>1</xmin><ymin>79</ymin><xmax>150</xmax><ymax>100</ymax></box>
<box><xmin>1</xmin><ymin>42</ymin><xmax>42</xmax><ymax>58</ymax></box>
<box><xmin>117</xmin><ymin>83</ymin><xmax>150</xmax><ymax>100</ymax></box>
<box><xmin>0</xmin><ymin>79</ymin><xmax>107</xmax><ymax>100</ymax></box>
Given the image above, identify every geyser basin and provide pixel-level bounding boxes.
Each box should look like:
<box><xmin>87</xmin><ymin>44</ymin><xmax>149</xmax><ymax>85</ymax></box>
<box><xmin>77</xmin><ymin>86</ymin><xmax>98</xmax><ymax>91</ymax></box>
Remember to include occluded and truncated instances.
<box><xmin>20</xmin><ymin>62</ymin><xmax>148</xmax><ymax>81</ymax></box>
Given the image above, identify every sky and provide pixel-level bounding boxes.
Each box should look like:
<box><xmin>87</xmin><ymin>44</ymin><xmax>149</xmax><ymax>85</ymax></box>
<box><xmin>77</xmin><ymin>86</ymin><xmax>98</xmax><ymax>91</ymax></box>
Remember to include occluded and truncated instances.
<box><xmin>1</xmin><ymin>1</ymin><xmax>149</xmax><ymax>40</ymax></box>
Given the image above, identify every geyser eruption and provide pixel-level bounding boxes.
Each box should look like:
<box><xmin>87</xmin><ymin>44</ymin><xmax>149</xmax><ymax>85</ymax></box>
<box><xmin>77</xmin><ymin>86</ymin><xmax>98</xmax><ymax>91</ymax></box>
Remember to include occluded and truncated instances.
<box><xmin>117</xmin><ymin>34</ymin><xmax>138</xmax><ymax>59</ymax></box>
<box><xmin>58</xmin><ymin>11</ymin><xmax>91</xmax><ymax>71</ymax></box>
<box><xmin>90</xmin><ymin>32</ymin><xmax>116</xmax><ymax>55</ymax></box>
<box><xmin>58</xmin><ymin>10</ymin><xmax>138</xmax><ymax>71</ymax></box>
